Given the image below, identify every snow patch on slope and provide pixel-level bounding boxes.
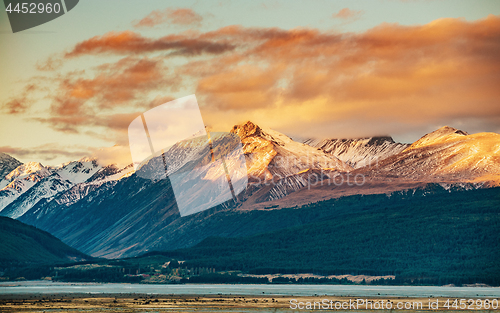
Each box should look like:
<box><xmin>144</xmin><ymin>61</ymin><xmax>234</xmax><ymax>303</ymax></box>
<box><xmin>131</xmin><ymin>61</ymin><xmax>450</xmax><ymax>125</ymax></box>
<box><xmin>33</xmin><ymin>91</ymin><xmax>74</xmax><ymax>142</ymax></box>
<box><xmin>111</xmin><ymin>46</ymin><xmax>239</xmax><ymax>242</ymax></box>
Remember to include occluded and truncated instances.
<box><xmin>54</xmin><ymin>158</ymin><xmax>101</xmax><ymax>184</ymax></box>
<box><xmin>367</xmin><ymin>128</ymin><xmax>500</xmax><ymax>181</ymax></box>
<box><xmin>0</xmin><ymin>173</ymin><xmax>73</xmax><ymax>219</ymax></box>
<box><xmin>232</xmin><ymin>121</ymin><xmax>352</xmax><ymax>181</ymax></box>
<box><xmin>0</xmin><ymin>156</ymin><xmax>133</xmax><ymax>218</ymax></box>
<box><xmin>0</xmin><ymin>162</ymin><xmax>53</xmax><ymax>212</ymax></box>
<box><xmin>304</xmin><ymin>137</ymin><xmax>408</xmax><ymax>169</ymax></box>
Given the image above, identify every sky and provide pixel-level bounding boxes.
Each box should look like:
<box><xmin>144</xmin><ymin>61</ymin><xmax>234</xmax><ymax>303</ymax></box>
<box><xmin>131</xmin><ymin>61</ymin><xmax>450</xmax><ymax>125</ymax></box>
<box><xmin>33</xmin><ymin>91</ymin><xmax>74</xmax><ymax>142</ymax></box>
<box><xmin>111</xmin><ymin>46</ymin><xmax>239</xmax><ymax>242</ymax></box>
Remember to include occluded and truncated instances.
<box><xmin>1</xmin><ymin>0</ymin><xmax>499</xmax><ymax>166</ymax></box>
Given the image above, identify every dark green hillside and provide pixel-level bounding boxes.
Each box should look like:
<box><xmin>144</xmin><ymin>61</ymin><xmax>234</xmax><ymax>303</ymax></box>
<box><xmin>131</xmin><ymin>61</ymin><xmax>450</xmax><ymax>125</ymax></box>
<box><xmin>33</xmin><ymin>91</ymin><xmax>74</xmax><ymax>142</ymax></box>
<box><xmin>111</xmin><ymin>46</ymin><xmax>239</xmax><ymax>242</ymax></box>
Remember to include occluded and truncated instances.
<box><xmin>0</xmin><ymin>216</ymin><xmax>89</xmax><ymax>266</ymax></box>
<box><xmin>162</xmin><ymin>187</ymin><xmax>500</xmax><ymax>285</ymax></box>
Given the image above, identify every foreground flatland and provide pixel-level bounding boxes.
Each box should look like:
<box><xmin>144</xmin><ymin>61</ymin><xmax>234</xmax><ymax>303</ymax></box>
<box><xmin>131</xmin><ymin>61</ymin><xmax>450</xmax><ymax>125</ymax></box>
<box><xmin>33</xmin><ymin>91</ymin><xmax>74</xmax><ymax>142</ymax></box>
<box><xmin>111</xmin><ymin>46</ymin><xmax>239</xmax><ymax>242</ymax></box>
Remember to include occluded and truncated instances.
<box><xmin>1</xmin><ymin>294</ymin><xmax>499</xmax><ymax>312</ymax></box>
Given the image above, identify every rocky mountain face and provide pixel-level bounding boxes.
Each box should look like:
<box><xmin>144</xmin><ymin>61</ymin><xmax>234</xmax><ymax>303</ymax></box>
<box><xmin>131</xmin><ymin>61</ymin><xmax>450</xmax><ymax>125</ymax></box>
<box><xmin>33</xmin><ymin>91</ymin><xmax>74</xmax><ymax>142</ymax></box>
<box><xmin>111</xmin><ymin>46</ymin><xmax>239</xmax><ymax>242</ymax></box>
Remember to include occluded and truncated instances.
<box><xmin>264</xmin><ymin>126</ymin><xmax>500</xmax><ymax>210</ymax></box>
<box><xmin>0</xmin><ymin>153</ymin><xmax>22</xmax><ymax>180</ymax></box>
<box><xmin>0</xmin><ymin>173</ymin><xmax>73</xmax><ymax>219</ymax></box>
<box><xmin>0</xmin><ymin>162</ymin><xmax>53</xmax><ymax>214</ymax></box>
<box><xmin>232</xmin><ymin>121</ymin><xmax>353</xmax><ymax>202</ymax></box>
<box><xmin>3</xmin><ymin>122</ymin><xmax>500</xmax><ymax>259</ymax></box>
<box><xmin>304</xmin><ymin>136</ymin><xmax>409</xmax><ymax>169</ymax></box>
<box><xmin>361</xmin><ymin>126</ymin><xmax>500</xmax><ymax>184</ymax></box>
<box><xmin>233</xmin><ymin>121</ymin><xmax>352</xmax><ymax>179</ymax></box>
<box><xmin>0</xmin><ymin>157</ymin><xmax>132</xmax><ymax>218</ymax></box>
<box><xmin>19</xmin><ymin>174</ymin><xmax>176</xmax><ymax>258</ymax></box>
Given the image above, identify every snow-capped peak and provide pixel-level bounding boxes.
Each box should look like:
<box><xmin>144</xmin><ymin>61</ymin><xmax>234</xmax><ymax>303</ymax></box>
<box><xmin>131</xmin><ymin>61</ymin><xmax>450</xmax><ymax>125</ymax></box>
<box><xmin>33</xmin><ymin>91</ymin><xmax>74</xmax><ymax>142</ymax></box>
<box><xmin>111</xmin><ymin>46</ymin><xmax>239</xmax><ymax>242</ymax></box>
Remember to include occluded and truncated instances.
<box><xmin>54</xmin><ymin>158</ymin><xmax>101</xmax><ymax>185</ymax></box>
<box><xmin>0</xmin><ymin>154</ymin><xmax>133</xmax><ymax>218</ymax></box>
<box><xmin>85</xmin><ymin>163</ymin><xmax>135</xmax><ymax>183</ymax></box>
<box><xmin>231</xmin><ymin>121</ymin><xmax>352</xmax><ymax>180</ymax></box>
<box><xmin>304</xmin><ymin>136</ymin><xmax>409</xmax><ymax>169</ymax></box>
<box><xmin>404</xmin><ymin>126</ymin><xmax>469</xmax><ymax>152</ymax></box>
<box><xmin>366</xmin><ymin>127</ymin><xmax>500</xmax><ymax>184</ymax></box>
<box><xmin>4</xmin><ymin>162</ymin><xmax>50</xmax><ymax>182</ymax></box>
<box><xmin>0</xmin><ymin>162</ymin><xmax>54</xmax><ymax>214</ymax></box>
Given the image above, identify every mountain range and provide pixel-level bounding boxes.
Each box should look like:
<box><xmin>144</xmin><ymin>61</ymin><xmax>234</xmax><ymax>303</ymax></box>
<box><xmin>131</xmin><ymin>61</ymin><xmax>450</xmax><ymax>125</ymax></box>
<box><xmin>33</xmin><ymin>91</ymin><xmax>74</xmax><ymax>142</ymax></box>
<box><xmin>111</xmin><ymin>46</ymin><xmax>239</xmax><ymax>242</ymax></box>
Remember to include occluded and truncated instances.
<box><xmin>1</xmin><ymin>121</ymin><xmax>499</xmax><ymax>258</ymax></box>
<box><xmin>0</xmin><ymin>158</ymin><xmax>133</xmax><ymax>219</ymax></box>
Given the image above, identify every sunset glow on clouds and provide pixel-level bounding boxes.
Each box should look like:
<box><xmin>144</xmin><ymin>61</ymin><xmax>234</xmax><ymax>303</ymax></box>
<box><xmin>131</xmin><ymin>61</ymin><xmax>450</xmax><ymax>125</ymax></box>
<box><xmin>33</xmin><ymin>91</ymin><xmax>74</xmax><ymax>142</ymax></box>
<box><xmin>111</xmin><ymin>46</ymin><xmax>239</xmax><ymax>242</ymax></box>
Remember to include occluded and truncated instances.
<box><xmin>133</xmin><ymin>8</ymin><xmax>204</xmax><ymax>28</ymax></box>
<box><xmin>1</xmin><ymin>1</ymin><xmax>499</xmax><ymax>165</ymax></box>
<box><xmin>332</xmin><ymin>8</ymin><xmax>363</xmax><ymax>20</ymax></box>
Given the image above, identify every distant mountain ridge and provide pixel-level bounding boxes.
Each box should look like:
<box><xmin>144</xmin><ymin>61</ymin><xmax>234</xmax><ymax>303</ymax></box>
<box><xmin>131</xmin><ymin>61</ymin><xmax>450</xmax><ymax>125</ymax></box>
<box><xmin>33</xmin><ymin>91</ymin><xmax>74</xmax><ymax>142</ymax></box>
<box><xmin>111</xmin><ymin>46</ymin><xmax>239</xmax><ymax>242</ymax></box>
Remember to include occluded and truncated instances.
<box><xmin>303</xmin><ymin>136</ymin><xmax>409</xmax><ymax>169</ymax></box>
<box><xmin>0</xmin><ymin>162</ymin><xmax>52</xmax><ymax>214</ymax></box>
<box><xmin>362</xmin><ymin>126</ymin><xmax>500</xmax><ymax>183</ymax></box>
<box><xmin>2</xmin><ymin>122</ymin><xmax>500</xmax><ymax>258</ymax></box>
<box><xmin>264</xmin><ymin>125</ymin><xmax>500</xmax><ymax>210</ymax></box>
<box><xmin>0</xmin><ymin>157</ymin><xmax>133</xmax><ymax>218</ymax></box>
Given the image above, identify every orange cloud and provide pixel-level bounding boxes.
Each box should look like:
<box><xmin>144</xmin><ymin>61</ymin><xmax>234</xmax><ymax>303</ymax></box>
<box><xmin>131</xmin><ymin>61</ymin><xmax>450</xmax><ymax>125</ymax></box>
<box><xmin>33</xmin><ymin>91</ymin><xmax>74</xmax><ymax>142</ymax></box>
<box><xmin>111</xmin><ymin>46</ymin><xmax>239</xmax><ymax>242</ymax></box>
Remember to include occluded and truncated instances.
<box><xmin>197</xmin><ymin>64</ymin><xmax>284</xmax><ymax>110</ymax></box>
<box><xmin>65</xmin><ymin>31</ymin><xmax>235</xmax><ymax>57</ymax></box>
<box><xmin>143</xmin><ymin>95</ymin><xmax>176</xmax><ymax>109</ymax></box>
<box><xmin>25</xmin><ymin>14</ymin><xmax>500</xmax><ymax>142</ymax></box>
<box><xmin>2</xmin><ymin>84</ymin><xmax>36</xmax><ymax>114</ymax></box>
<box><xmin>3</xmin><ymin>97</ymin><xmax>30</xmax><ymax>114</ymax></box>
<box><xmin>33</xmin><ymin>112</ymin><xmax>143</xmax><ymax>141</ymax></box>
<box><xmin>332</xmin><ymin>8</ymin><xmax>363</xmax><ymax>19</ymax></box>
<box><xmin>53</xmin><ymin>57</ymin><xmax>171</xmax><ymax>111</ymax></box>
<box><xmin>31</xmin><ymin>57</ymin><xmax>176</xmax><ymax>137</ymax></box>
<box><xmin>134</xmin><ymin>8</ymin><xmax>203</xmax><ymax>28</ymax></box>
<box><xmin>92</xmin><ymin>145</ymin><xmax>133</xmax><ymax>168</ymax></box>
<box><xmin>0</xmin><ymin>144</ymin><xmax>90</xmax><ymax>161</ymax></box>
<box><xmin>93</xmin><ymin>113</ymin><xmax>142</xmax><ymax>132</ymax></box>
<box><xmin>192</xmin><ymin>15</ymin><xmax>500</xmax><ymax>137</ymax></box>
